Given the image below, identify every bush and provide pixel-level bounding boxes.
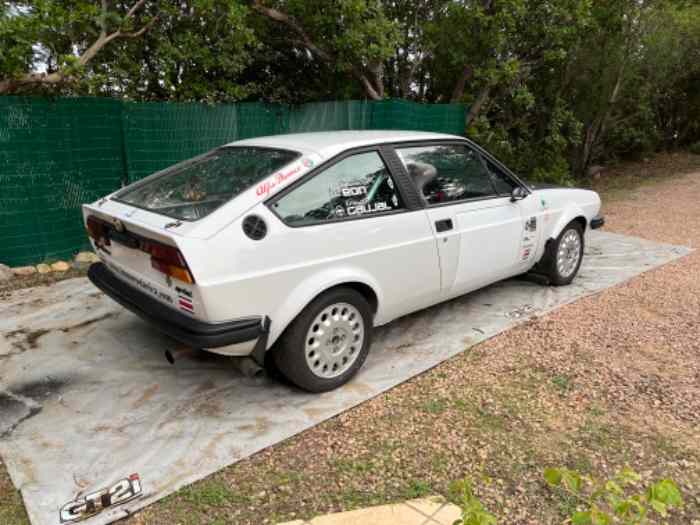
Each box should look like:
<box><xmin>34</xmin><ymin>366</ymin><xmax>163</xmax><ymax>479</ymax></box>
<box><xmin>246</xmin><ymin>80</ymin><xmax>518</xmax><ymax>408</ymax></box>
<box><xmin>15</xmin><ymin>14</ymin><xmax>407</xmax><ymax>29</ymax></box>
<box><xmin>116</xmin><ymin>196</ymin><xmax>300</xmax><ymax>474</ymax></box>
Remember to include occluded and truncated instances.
<box><xmin>452</xmin><ymin>467</ymin><xmax>684</xmax><ymax>524</ymax></box>
<box><xmin>689</xmin><ymin>142</ymin><xmax>700</xmax><ymax>155</ymax></box>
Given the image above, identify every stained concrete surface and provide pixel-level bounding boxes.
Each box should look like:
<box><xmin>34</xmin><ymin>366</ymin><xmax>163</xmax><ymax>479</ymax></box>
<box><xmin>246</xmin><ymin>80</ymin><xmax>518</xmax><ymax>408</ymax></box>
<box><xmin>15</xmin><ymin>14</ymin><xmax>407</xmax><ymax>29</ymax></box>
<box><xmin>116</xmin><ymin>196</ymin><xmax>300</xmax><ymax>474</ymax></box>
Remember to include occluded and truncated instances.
<box><xmin>0</xmin><ymin>231</ymin><xmax>691</xmax><ymax>525</ymax></box>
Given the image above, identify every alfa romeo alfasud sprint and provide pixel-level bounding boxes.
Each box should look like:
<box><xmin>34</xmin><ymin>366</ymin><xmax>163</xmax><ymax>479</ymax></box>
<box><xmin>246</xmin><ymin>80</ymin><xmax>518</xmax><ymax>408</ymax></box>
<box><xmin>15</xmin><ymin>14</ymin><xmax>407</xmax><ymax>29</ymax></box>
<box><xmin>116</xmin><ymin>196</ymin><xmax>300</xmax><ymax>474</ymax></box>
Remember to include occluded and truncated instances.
<box><xmin>84</xmin><ymin>131</ymin><xmax>604</xmax><ymax>392</ymax></box>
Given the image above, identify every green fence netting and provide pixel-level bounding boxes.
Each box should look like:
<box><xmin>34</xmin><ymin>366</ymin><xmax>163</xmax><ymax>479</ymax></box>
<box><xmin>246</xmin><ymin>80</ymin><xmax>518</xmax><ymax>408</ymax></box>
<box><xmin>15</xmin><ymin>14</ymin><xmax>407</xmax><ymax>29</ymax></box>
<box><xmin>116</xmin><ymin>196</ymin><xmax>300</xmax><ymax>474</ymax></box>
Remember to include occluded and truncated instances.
<box><xmin>0</xmin><ymin>97</ymin><xmax>466</xmax><ymax>266</ymax></box>
<box><xmin>0</xmin><ymin>97</ymin><xmax>126</xmax><ymax>267</ymax></box>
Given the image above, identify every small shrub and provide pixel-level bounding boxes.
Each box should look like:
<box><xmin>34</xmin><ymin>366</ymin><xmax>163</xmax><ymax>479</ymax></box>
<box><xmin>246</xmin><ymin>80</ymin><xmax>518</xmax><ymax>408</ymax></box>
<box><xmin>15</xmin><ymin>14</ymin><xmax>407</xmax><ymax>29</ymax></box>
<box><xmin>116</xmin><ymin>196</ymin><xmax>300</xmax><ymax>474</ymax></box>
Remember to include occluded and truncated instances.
<box><xmin>544</xmin><ymin>466</ymin><xmax>683</xmax><ymax>524</ymax></box>
<box><xmin>689</xmin><ymin>142</ymin><xmax>700</xmax><ymax>155</ymax></box>
<box><xmin>450</xmin><ymin>479</ymin><xmax>497</xmax><ymax>525</ymax></box>
<box><xmin>405</xmin><ymin>479</ymin><xmax>432</xmax><ymax>499</ymax></box>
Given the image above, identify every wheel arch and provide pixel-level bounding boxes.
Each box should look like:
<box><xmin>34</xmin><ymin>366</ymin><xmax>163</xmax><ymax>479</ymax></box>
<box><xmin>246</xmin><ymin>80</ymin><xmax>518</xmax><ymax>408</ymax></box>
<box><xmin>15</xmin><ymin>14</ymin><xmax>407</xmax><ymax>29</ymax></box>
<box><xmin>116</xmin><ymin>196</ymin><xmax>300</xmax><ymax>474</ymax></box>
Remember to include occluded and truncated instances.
<box><xmin>265</xmin><ymin>268</ymin><xmax>382</xmax><ymax>349</ymax></box>
<box><xmin>548</xmin><ymin>203</ymin><xmax>588</xmax><ymax>242</ymax></box>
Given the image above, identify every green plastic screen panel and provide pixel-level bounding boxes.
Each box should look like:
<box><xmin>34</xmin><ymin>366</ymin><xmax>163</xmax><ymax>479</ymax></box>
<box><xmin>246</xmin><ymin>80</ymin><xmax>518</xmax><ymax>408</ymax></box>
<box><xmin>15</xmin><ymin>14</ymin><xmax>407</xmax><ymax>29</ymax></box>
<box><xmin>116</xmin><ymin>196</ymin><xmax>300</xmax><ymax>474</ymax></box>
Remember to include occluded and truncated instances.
<box><xmin>0</xmin><ymin>97</ymin><xmax>126</xmax><ymax>267</ymax></box>
<box><xmin>0</xmin><ymin>97</ymin><xmax>466</xmax><ymax>266</ymax></box>
<box><xmin>122</xmin><ymin>101</ymin><xmax>285</xmax><ymax>183</ymax></box>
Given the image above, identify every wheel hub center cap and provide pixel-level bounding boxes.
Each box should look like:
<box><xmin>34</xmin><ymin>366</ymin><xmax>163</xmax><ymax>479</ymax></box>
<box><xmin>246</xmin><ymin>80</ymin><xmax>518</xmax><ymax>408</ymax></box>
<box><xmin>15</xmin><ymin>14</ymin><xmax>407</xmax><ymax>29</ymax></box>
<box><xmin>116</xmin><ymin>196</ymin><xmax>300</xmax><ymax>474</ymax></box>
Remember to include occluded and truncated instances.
<box><xmin>328</xmin><ymin>327</ymin><xmax>348</xmax><ymax>354</ymax></box>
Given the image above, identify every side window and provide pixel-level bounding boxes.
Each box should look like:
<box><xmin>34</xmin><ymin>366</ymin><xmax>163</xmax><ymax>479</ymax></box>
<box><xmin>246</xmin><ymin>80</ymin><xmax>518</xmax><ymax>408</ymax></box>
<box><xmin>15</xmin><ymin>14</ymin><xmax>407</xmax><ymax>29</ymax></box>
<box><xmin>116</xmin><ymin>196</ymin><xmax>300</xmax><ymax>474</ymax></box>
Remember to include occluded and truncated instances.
<box><xmin>272</xmin><ymin>151</ymin><xmax>404</xmax><ymax>226</ymax></box>
<box><xmin>396</xmin><ymin>144</ymin><xmax>497</xmax><ymax>204</ymax></box>
<box><xmin>484</xmin><ymin>158</ymin><xmax>518</xmax><ymax>195</ymax></box>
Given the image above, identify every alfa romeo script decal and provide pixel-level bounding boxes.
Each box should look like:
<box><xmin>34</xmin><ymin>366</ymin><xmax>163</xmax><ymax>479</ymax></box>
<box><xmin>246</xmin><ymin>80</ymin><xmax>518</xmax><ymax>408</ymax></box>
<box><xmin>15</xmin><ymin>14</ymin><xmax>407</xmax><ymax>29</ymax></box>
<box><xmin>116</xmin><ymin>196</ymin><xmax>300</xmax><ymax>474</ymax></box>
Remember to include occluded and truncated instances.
<box><xmin>59</xmin><ymin>474</ymin><xmax>143</xmax><ymax>523</ymax></box>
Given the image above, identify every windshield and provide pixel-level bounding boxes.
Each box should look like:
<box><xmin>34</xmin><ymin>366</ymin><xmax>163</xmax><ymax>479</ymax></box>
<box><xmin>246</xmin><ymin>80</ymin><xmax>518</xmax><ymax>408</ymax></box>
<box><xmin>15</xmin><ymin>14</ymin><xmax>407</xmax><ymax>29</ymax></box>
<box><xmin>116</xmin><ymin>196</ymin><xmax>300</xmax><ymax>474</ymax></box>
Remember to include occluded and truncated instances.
<box><xmin>115</xmin><ymin>147</ymin><xmax>300</xmax><ymax>221</ymax></box>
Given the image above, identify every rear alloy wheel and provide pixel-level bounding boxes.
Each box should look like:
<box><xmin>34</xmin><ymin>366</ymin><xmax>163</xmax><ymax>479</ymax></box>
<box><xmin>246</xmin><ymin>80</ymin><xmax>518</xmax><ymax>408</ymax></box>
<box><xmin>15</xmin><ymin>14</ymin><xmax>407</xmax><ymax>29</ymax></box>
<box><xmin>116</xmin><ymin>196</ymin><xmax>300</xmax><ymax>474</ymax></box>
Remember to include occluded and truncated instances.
<box><xmin>542</xmin><ymin>221</ymin><xmax>585</xmax><ymax>286</ymax></box>
<box><xmin>275</xmin><ymin>288</ymin><xmax>373</xmax><ymax>392</ymax></box>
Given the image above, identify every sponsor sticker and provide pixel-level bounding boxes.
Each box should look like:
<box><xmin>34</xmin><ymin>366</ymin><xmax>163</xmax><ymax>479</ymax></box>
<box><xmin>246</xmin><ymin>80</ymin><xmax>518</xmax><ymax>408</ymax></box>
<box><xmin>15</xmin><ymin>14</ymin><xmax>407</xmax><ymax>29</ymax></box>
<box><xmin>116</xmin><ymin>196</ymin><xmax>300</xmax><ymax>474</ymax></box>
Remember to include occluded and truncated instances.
<box><xmin>256</xmin><ymin>158</ymin><xmax>315</xmax><ymax>198</ymax></box>
<box><xmin>525</xmin><ymin>216</ymin><xmax>537</xmax><ymax>232</ymax></box>
<box><xmin>59</xmin><ymin>474</ymin><xmax>143</xmax><ymax>523</ymax></box>
<box><xmin>178</xmin><ymin>293</ymin><xmax>194</xmax><ymax>314</ymax></box>
<box><xmin>107</xmin><ymin>262</ymin><xmax>173</xmax><ymax>304</ymax></box>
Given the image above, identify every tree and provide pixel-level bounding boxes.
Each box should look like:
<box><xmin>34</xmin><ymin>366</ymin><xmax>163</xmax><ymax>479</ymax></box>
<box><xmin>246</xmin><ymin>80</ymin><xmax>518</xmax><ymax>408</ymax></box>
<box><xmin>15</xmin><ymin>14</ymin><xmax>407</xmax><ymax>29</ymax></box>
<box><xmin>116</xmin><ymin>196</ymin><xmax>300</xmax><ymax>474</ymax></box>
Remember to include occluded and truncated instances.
<box><xmin>250</xmin><ymin>0</ymin><xmax>399</xmax><ymax>100</ymax></box>
<box><xmin>0</xmin><ymin>0</ymin><xmax>156</xmax><ymax>94</ymax></box>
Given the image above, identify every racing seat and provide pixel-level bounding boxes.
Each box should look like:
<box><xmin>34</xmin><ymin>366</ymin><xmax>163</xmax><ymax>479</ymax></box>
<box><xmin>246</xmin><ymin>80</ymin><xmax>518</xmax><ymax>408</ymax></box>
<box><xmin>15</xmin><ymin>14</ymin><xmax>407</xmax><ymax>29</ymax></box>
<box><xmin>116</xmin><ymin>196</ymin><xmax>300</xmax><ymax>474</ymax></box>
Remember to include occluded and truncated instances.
<box><xmin>406</xmin><ymin>162</ymin><xmax>438</xmax><ymax>203</ymax></box>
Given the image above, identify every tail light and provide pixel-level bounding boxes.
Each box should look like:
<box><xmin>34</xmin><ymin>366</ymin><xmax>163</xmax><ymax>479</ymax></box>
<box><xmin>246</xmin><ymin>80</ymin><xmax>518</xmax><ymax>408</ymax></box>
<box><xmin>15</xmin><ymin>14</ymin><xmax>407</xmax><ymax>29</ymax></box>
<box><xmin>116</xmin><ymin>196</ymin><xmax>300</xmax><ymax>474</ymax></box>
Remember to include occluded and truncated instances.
<box><xmin>141</xmin><ymin>240</ymin><xmax>195</xmax><ymax>284</ymax></box>
<box><xmin>86</xmin><ymin>216</ymin><xmax>110</xmax><ymax>245</ymax></box>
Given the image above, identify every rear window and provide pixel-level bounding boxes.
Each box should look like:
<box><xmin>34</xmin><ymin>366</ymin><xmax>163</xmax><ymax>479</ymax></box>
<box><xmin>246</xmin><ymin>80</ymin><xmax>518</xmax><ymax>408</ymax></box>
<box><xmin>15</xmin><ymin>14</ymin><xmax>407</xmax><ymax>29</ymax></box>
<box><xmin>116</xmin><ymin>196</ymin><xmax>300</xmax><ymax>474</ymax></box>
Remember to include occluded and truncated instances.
<box><xmin>115</xmin><ymin>147</ymin><xmax>300</xmax><ymax>220</ymax></box>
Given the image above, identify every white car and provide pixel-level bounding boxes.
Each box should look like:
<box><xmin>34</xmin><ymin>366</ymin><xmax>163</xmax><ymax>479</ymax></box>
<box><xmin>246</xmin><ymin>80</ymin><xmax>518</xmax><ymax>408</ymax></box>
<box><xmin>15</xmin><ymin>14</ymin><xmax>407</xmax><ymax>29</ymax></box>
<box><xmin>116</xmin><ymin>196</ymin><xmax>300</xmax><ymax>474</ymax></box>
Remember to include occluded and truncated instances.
<box><xmin>84</xmin><ymin>131</ymin><xmax>604</xmax><ymax>392</ymax></box>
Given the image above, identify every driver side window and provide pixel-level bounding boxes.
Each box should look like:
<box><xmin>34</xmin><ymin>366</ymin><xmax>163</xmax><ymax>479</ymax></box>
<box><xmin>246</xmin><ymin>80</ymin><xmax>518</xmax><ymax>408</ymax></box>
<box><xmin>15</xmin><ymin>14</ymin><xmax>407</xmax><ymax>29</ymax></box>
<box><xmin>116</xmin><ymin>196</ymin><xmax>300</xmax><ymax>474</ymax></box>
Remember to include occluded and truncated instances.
<box><xmin>397</xmin><ymin>144</ymin><xmax>497</xmax><ymax>204</ymax></box>
<box><xmin>272</xmin><ymin>151</ymin><xmax>404</xmax><ymax>226</ymax></box>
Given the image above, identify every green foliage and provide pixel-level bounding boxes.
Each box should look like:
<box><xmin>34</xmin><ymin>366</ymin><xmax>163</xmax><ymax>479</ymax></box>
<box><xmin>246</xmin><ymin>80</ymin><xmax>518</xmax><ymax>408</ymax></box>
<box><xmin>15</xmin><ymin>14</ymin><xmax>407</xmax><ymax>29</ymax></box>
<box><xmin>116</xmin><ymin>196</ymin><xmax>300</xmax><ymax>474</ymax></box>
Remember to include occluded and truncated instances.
<box><xmin>404</xmin><ymin>479</ymin><xmax>432</xmax><ymax>499</ymax></box>
<box><xmin>3</xmin><ymin>0</ymin><xmax>700</xmax><ymax>183</ymax></box>
<box><xmin>450</xmin><ymin>480</ymin><xmax>497</xmax><ymax>525</ymax></box>
<box><xmin>689</xmin><ymin>142</ymin><xmax>700</xmax><ymax>156</ymax></box>
<box><xmin>544</xmin><ymin>466</ymin><xmax>684</xmax><ymax>524</ymax></box>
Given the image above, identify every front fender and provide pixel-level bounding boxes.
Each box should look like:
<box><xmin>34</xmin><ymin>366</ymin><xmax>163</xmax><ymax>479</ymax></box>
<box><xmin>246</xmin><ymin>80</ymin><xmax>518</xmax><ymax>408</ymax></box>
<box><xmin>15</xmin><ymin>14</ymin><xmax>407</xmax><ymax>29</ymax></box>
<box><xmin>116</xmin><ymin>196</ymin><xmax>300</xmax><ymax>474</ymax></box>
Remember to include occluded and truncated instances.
<box><xmin>266</xmin><ymin>266</ymin><xmax>383</xmax><ymax>348</ymax></box>
<box><xmin>548</xmin><ymin>202</ymin><xmax>587</xmax><ymax>241</ymax></box>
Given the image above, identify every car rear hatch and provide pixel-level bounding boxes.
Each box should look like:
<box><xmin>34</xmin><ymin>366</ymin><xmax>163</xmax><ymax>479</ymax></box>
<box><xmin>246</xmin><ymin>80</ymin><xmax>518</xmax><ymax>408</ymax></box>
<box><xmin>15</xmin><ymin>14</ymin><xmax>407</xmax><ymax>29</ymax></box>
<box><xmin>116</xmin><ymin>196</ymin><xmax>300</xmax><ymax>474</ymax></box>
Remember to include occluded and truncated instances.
<box><xmin>83</xmin><ymin>200</ymin><xmax>205</xmax><ymax>319</ymax></box>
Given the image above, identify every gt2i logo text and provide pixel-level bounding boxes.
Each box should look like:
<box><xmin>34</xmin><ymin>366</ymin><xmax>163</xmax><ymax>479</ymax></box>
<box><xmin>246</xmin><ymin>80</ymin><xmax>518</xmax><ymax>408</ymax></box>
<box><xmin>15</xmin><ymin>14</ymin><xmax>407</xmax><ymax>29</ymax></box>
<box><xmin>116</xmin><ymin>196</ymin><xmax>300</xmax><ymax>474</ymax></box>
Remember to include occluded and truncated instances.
<box><xmin>59</xmin><ymin>474</ymin><xmax>143</xmax><ymax>523</ymax></box>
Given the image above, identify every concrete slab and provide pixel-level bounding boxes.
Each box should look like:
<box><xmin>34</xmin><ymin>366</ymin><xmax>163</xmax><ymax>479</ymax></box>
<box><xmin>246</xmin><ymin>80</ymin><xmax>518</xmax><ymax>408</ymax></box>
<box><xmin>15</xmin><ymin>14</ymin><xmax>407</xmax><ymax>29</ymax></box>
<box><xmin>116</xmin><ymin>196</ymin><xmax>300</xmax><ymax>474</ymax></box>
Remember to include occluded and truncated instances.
<box><xmin>277</xmin><ymin>496</ymin><xmax>458</xmax><ymax>525</ymax></box>
<box><xmin>0</xmin><ymin>231</ymin><xmax>691</xmax><ymax>525</ymax></box>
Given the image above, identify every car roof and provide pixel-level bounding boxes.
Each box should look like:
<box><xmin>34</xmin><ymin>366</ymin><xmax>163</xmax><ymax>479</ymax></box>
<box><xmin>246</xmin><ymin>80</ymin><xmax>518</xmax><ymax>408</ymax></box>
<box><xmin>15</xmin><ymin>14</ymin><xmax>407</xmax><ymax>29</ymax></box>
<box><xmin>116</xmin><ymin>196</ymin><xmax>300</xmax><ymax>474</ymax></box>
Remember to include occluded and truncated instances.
<box><xmin>228</xmin><ymin>130</ymin><xmax>464</xmax><ymax>159</ymax></box>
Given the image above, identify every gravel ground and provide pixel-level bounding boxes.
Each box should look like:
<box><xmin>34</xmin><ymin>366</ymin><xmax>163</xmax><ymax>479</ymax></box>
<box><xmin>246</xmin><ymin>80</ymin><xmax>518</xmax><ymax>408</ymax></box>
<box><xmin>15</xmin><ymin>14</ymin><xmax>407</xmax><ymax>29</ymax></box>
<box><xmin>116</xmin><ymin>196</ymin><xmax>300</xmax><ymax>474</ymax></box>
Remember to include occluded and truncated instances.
<box><xmin>1</xmin><ymin>153</ymin><xmax>699</xmax><ymax>525</ymax></box>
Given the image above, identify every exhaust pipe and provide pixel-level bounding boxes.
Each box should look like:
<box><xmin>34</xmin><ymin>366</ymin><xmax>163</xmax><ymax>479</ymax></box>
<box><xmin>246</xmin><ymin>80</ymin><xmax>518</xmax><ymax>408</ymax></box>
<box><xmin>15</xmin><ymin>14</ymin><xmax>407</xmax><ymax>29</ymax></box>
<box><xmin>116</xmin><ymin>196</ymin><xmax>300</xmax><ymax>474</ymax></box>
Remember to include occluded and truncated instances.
<box><xmin>164</xmin><ymin>346</ymin><xmax>195</xmax><ymax>365</ymax></box>
<box><xmin>232</xmin><ymin>357</ymin><xmax>265</xmax><ymax>378</ymax></box>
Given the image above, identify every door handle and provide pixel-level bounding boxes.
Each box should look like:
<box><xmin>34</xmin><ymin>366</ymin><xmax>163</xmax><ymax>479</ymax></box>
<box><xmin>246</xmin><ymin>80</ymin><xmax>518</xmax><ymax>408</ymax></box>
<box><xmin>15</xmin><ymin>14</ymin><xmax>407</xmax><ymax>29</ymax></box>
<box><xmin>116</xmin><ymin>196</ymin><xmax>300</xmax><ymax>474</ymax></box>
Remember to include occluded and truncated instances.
<box><xmin>435</xmin><ymin>218</ymin><xmax>453</xmax><ymax>233</ymax></box>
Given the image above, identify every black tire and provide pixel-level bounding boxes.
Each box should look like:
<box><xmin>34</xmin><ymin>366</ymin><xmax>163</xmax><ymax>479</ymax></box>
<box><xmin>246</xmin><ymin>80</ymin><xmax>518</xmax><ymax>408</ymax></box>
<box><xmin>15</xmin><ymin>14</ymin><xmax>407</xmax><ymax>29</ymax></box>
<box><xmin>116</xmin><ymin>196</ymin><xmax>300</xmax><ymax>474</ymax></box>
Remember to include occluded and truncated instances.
<box><xmin>540</xmin><ymin>221</ymin><xmax>585</xmax><ymax>286</ymax></box>
<box><xmin>274</xmin><ymin>287</ymin><xmax>373</xmax><ymax>393</ymax></box>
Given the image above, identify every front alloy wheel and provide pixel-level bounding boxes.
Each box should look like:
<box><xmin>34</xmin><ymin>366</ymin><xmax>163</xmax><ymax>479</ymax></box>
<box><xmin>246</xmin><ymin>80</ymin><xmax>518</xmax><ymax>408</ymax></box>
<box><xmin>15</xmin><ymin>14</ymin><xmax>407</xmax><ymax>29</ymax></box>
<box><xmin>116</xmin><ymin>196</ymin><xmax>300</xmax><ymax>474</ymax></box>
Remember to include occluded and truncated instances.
<box><xmin>542</xmin><ymin>221</ymin><xmax>585</xmax><ymax>286</ymax></box>
<box><xmin>556</xmin><ymin>228</ymin><xmax>582</xmax><ymax>279</ymax></box>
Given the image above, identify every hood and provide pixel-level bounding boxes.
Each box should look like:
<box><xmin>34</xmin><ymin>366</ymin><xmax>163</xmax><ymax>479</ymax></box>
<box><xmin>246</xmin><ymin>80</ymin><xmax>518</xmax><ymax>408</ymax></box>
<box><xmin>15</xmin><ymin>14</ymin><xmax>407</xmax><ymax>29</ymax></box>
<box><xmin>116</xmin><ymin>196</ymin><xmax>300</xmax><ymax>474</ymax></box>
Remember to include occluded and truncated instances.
<box><xmin>524</xmin><ymin>180</ymin><xmax>568</xmax><ymax>190</ymax></box>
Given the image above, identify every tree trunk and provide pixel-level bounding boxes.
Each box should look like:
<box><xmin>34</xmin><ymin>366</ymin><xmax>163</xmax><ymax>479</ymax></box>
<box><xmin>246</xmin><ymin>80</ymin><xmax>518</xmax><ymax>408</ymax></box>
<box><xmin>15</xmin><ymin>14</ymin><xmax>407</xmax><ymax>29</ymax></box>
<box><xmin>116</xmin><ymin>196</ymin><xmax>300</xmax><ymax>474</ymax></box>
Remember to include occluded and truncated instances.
<box><xmin>450</xmin><ymin>66</ymin><xmax>473</xmax><ymax>103</ymax></box>
<box><xmin>252</xmin><ymin>1</ymin><xmax>384</xmax><ymax>101</ymax></box>
<box><xmin>465</xmin><ymin>85</ymin><xmax>491</xmax><ymax>130</ymax></box>
<box><xmin>577</xmin><ymin>57</ymin><xmax>626</xmax><ymax>175</ymax></box>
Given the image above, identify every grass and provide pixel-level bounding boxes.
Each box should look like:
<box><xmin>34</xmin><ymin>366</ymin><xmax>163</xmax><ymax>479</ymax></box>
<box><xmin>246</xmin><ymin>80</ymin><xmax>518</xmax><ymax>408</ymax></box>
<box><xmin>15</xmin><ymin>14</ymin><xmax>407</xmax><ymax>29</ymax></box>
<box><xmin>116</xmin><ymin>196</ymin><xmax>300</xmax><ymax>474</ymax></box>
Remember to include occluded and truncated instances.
<box><xmin>421</xmin><ymin>398</ymin><xmax>449</xmax><ymax>414</ymax></box>
<box><xmin>551</xmin><ymin>374</ymin><xmax>572</xmax><ymax>392</ymax></box>
<box><xmin>404</xmin><ymin>479</ymin><xmax>433</xmax><ymax>499</ymax></box>
<box><xmin>0</xmin><ymin>468</ymin><xmax>28</xmax><ymax>525</ymax></box>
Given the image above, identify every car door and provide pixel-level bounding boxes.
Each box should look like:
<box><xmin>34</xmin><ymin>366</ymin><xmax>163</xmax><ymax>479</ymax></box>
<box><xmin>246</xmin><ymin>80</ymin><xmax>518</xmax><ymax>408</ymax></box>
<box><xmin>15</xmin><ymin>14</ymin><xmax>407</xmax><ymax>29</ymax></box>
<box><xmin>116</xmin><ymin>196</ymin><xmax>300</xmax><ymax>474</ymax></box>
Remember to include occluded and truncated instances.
<box><xmin>395</xmin><ymin>142</ymin><xmax>529</xmax><ymax>297</ymax></box>
<box><xmin>268</xmin><ymin>148</ymin><xmax>442</xmax><ymax>325</ymax></box>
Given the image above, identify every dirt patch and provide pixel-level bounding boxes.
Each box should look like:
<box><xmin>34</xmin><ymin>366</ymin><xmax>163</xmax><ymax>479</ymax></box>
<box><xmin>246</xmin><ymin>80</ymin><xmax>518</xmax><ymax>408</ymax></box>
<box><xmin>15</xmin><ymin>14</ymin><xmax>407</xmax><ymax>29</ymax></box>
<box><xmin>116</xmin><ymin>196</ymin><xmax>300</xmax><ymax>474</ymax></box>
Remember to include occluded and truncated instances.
<box><xmin>59</xmin><ymin>312</ymin><xmax>116</xmax><ymax>333</ymax></box>
<box><xmin>3</xmin><ymin>314</ymin><xmax>116</xmax><ymax>356</ymax></box>
<box><xmin>131</xmin><ymin>384</ymin><xmax>160</xmax><ymax>410</ymax></box>
<box><xmin>9</xmin><ymin>376</ymin><xmax>70</xmax><ymax>402</ymax></box>
<box><xmin>0</xmin><ymin>267</ymin><xmax>88</xmax><ymax>295</ymax></box>
<box><xmin>4</xmin><ymin>328</ymin><xmax>51</xmax><ymax>352</ymax></box>
<box><xmin>0</xmin><ymin>392</ymin><xmax>42</xmax><ymax>439</ymax></box>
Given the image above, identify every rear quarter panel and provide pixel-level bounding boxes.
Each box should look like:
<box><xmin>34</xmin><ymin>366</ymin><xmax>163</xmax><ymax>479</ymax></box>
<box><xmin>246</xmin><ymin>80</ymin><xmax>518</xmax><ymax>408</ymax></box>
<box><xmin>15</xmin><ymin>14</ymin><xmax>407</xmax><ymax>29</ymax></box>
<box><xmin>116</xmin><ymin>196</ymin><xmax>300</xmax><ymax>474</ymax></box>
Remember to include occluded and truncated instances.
<box><xmin>186</xmin><ymin>203</ymin><xmax>440</xmax><ymax>347</ymax></box>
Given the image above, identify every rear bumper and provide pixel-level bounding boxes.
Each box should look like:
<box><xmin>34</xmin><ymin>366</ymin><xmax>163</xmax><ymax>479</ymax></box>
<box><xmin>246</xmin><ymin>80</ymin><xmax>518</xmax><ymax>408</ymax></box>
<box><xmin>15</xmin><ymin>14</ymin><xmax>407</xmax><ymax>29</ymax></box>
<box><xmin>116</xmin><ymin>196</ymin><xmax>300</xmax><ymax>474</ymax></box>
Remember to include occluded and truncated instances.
<box><xmin>88</xmin><ymin>262</ymin><xmax>265</xmax><ymax>349</ymax></box>
<box><xmin>590</xmin><ymin>215</ymin><xmax>605</xmax><ymax>230</ymax></box>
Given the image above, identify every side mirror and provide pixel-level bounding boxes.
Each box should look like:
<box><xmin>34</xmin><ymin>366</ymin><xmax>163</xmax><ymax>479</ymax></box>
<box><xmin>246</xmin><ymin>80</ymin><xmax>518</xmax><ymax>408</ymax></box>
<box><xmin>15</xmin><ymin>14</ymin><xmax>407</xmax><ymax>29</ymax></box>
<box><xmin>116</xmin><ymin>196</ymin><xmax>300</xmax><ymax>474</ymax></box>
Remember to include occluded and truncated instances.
<box><xmin>510</xmin><ymin>186</ymin><xmax>528</xmax><ymax>202</ymax></box>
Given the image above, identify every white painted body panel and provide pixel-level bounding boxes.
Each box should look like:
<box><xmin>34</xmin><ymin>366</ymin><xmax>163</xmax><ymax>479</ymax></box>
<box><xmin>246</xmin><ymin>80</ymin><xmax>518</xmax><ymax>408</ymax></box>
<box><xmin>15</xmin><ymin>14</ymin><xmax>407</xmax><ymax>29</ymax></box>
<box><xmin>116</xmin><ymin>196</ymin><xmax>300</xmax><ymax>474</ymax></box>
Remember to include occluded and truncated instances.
<box><xmin>192</xmin><ymin>204</ymin><xmax>440</xmax><ymax>345</ymax></box>
<box><xmin>83</xmin><ymin>131</ymin><xmax>602</xmax><ymax>355</ymax></box>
